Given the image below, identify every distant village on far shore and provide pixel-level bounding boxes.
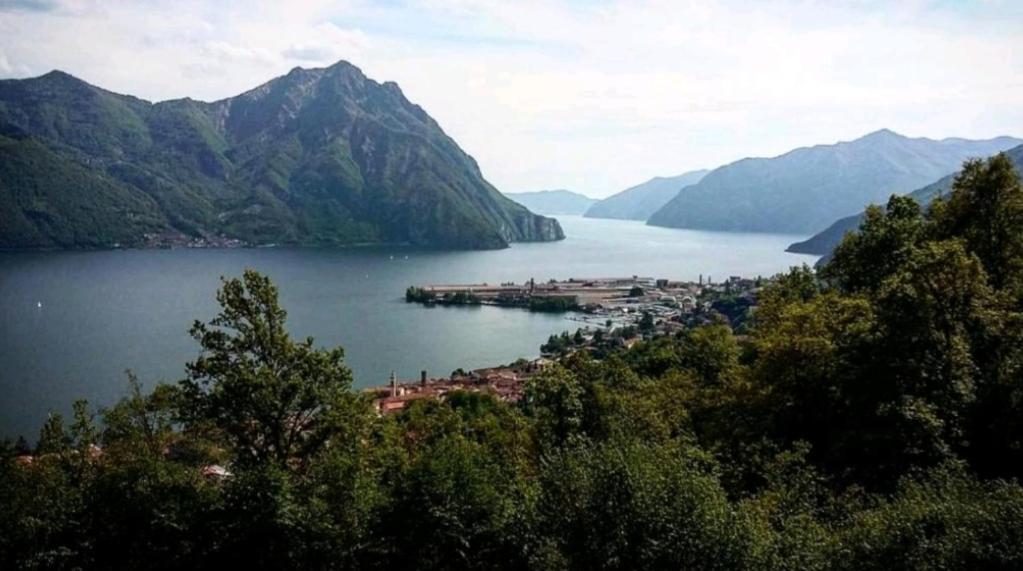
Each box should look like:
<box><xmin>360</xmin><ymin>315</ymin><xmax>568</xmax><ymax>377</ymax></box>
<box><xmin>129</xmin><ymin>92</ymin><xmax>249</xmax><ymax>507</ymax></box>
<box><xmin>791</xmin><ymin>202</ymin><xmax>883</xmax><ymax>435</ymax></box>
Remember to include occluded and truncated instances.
<box><xmin>372</xmin><ymin>274</ymin><xmax>765</xmax><ymax>414</ymax></box>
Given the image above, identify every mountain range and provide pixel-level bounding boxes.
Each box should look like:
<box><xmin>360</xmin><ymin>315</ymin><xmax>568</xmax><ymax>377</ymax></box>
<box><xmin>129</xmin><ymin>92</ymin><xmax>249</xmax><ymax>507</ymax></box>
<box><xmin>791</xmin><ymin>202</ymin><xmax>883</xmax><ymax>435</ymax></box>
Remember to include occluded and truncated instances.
<box><xmin>646</xmin><ymin>129</ymin><xmax>1022</xmax><ymax>234</ymax></box>
<box><xmin>0</xmin><ymin>62</ymin><xmax>563</xmax><ymax>250</ymax></box>
<box><xmin>584</xmin><ymin>170</ymin><xmax>709</xmax><ymax>221</ymax></box>
<box><xmin>787</xmin><ymin>143</ymin><xmax>1023</xmax><ymax>257</ymax></box>
<box><xmin>504</xmin><ymin>189</ymin><xmax>596</xmax><ymax>215</ymax></box>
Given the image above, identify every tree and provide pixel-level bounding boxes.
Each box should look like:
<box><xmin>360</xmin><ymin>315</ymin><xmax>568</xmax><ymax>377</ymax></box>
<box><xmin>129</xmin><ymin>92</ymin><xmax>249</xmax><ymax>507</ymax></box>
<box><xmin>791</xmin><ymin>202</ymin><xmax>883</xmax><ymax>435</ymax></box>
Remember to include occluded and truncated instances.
<box><xmin>835</xmin><ymin>466</ymin><xmax>1023</xmax><ymax>570</ymax></box>
<box><xmin>533</xmin><ymin>441</ymin><xmax>758</xmax><ymax>570</ymax></box>
<box><xmin>678</xmin><ymin>325</ymin><xmax>740</xmax><ymax>387</ymax></box>
<box><xmin>929</xmin><ymin>153</ymin><xmax>1023</xmax><ymax>293</ymax></box>
<box><xmin>823</xmin><ymin>195</ymin><xmax>924</xmax><ymax>293</ymax></box>
<box><xmin>755</xmin><ymin>265</ymin><xmax>821</xmax><ymax>330</ymax></box>
<box><xmin>70</xmin><ymin>400</ymin><xmax>98</xmax><ymax>453</ymax></box>
<box><xmin>13</xmin><ymin>436</ymin><xmax>30</xmax><ymax>455</ymax></box>
<box><xmin>179</xmin><ymin>269</ymin><xmax>359</xmax><ymax>469</ymax></box>
<box><xmin>101</xmin><ymin>372</ymin><xmax>180</xmax><ymax>458</ymax></box>
<box><xmin>639</xmin><ymin>311</ymin><xmax>655</xmax><ymax>332</ymax></box>
<box><xmin>622</xmin><ymin>336</ymin><xmax>681</xmax><ymax>378</ymax></box>
<box><xmin>36</xmin><ymin>411</ymin><xmax>70</xmax><ymax>455</ymax></box>
<box><xmin>523</xmin><ymin>366</ymin><xmax>584</xmax><ymax>448</ymax></box>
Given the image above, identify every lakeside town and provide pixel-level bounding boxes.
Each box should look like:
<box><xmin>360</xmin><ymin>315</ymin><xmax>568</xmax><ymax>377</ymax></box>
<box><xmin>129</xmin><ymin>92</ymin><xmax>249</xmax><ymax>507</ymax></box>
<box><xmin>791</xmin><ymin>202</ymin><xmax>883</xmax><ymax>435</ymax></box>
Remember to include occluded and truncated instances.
<box><xmin>369</xmin><ymin>274</ymin><xmax>765</xmax><ymax>414</ymax></box>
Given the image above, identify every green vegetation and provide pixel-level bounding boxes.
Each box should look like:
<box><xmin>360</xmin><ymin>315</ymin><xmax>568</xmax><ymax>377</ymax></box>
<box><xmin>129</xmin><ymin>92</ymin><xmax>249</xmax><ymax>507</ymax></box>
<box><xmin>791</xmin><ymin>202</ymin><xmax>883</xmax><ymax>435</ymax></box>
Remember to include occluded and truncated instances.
<box><xmin>0</xmin><ymin>64</ymin><xmax>564</xmax><ymax>250</ymax></box>
<box><xmin>0</xmin><ymin>131</ymin><xmax>168</xmax><ymax>248</ymax></box>
<box><xmin>638</xmin><ymin>311</ymin><xmax>655</xmax><ymax>332</ymax></box>
<box><xmin>702</xmin><ymin>291</ymin><xmax>756</xmax><ymax>332</ymax></box>
<box><xmin>541</xmin><ymin>329</ymin><xmax>593</xmax><ymax>356</ymax></box>
<box><xmin>406</xmin><ymin>287</ymin><xmax>481</xmax><ymax>306</ymax></box>
<box><xmin>405</xmin><ymin>286</ymin><xmax>436</xmax><ymax>303</ymax></box>
<box><xmin>405</xmin><ymin>288</ymin><xmax>574</xmax><ymax>311</ymax></box>
<box><xmin>528</xmin><ymin>296</ymin><xmax>578</xmax><ymax>312</ymax></box>
<box><xmin>3</xmin><ymin>153</ymin><xmax>1023</xmax><ymax>568</ymax></box>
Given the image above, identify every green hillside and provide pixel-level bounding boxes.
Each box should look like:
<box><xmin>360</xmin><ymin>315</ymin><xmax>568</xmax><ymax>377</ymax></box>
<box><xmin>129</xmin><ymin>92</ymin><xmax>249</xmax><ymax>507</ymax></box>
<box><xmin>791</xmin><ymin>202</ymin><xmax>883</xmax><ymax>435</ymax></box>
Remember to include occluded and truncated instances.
<box><xmin>0</xmin><ymin>64</ymin><xmax>563</xmax><ymax>249</ymax></box>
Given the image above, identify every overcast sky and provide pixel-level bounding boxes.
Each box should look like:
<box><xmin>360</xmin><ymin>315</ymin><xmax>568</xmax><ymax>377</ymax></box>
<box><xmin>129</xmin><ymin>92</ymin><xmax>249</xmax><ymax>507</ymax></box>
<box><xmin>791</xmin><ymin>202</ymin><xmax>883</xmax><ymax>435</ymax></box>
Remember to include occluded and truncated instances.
<box><xmin>2</xmin><ymin>0</ymin><xmax>1021</xmax><ymax>197</ymax></box>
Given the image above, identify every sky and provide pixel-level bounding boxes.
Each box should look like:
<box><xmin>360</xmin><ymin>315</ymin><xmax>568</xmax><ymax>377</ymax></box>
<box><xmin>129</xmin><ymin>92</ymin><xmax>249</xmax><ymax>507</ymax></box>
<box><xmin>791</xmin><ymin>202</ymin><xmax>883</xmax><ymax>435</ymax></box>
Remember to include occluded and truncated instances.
<box><xmin>1</xmin><ymin>0</ymin><xmax>1022</xmax><ymax>198</ymax></box>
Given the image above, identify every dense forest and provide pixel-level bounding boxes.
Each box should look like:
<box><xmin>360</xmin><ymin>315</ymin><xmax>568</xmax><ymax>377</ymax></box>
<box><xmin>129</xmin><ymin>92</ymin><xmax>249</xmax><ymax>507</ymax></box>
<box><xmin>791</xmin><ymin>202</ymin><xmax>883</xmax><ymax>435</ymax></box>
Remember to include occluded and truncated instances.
<box><xmin>2</xmin><ymin>153</ymin><xmax>1022</xmax><ymax>569</ymax></box>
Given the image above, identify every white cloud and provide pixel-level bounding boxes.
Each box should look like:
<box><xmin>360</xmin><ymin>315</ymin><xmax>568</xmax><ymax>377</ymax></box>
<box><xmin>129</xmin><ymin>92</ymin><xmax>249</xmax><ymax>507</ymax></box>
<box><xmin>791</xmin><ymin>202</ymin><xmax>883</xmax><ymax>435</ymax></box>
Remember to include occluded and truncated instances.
<box><xmin>1</xmin><ymin>0</ymin><xmax>1022</xmax><ymax>196</ymax></box>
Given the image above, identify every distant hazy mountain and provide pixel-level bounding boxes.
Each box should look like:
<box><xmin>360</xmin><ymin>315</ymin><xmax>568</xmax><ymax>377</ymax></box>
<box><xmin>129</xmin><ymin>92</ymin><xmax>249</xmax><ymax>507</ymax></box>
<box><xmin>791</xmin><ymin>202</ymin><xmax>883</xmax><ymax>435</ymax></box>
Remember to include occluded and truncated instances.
<box><xmin>505</xmin><ymin>189</ymin><xmax>596</xmax><ymax>215</ymax></box>
<box><xmin>584</xmin><ymin>170</ymin><xmax>710</xmax><ymax>221</ymax></box>
<box><xmin>646</xmin><ymin>130</ymin><xmax>1022</xmax><ymax>234</ymax></box>
<box><xmin>788</xmin><ymin>143</ymin><xmax>1023</xmax><ymax>256</ymax></box>
<box><xmin>0</xmin><ymin>62</ymin><xmax>563</xmax><ymax>250</ymax></box>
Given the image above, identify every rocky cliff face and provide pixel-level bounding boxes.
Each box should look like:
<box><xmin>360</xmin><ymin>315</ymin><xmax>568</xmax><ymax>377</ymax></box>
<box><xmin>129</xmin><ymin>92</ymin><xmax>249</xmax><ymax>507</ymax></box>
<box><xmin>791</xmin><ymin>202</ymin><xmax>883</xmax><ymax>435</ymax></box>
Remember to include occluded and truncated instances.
<box><xmin>0</xmin><ymin>62</ymin><xmax>563</xmax><ymax>249</ymax></box>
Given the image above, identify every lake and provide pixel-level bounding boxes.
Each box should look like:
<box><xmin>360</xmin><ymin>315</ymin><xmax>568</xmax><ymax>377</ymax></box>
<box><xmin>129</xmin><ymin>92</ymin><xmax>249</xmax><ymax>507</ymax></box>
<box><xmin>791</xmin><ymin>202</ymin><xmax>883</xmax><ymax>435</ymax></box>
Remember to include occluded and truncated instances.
<box><xmin>0</xmin><ymin>216</ymin><xmax>818</xmax><ymax>438</ymax></box>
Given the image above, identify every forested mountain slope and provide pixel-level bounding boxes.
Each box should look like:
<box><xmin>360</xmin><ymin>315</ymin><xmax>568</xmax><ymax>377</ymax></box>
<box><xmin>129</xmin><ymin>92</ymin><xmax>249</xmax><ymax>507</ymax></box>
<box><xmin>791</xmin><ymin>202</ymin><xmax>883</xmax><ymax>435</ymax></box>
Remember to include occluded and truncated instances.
<box><xmin>647</xmin><ymin>129</ymin><xmax>1020</xmax><ymax>233</ymax></box>
<box><xmin>0</xmin><ymin>63</ymin><xmax>563</xmax><ymax>249</ymax></box>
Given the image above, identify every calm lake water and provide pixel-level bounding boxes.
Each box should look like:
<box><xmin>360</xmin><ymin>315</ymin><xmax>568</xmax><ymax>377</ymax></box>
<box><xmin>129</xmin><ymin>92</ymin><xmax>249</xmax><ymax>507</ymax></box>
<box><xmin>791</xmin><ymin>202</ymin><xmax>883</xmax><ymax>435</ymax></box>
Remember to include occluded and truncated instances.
<box><xmin>0</xmin><ymin>216</ymin><xmax>817</xmax><ymax>437</ymax></box>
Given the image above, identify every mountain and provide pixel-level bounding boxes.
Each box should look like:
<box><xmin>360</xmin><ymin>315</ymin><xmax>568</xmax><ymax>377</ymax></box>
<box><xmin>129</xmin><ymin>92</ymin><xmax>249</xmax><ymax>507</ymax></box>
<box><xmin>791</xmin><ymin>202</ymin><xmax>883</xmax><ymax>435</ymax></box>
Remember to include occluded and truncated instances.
<box><xmin>504</xmin><ymin>189</ymin><xmax>596</xmax><ymax>215</ymax></box>
<box><xmin>646</xmin><ymin>130</ymin><xmax>1022</xmax><ymax>234</ymax></box>
<box><xmin>0</xmin><ymin>63</ymin><xmax>563</xmax><ymax>250</ymax></box>
<box><xmin>787</xmin><ymin>143</ymin><xmax>1023</xmax><ymax>256</ymax></box>
<box><xmin>584</xmin><ymin>170</ymin><xmax>710</xmax><ymax>220</ymax></box>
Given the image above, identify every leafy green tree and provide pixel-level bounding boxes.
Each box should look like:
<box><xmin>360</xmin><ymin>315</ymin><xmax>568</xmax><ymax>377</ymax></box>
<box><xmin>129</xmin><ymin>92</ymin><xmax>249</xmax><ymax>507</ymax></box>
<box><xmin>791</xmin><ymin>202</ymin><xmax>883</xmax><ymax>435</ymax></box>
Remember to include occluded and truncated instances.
<box><xmin>179</xmin><ymin>269</ymin><xmax>359</xmax><ymax>469</ymax></box>
<box><xmin>533</xmin><ymin>441</ymin><xmax>758</xmax><ymax>570</ymax></box>
<box><xmin>763</xmin><ymin>265</ymin><xmax>820</xmax><ymax>305</ymax></box>
<box><xmin>102</xmin><ymin>373</ymin><xmax>182</xmax><ymax>457</ymax></box>
<box><xmin>750</xmin><ymin>288</ymin><xmax>878</xmax><ymax>483</ymax></box>
<box><xmin>678</xmin><ymin>324</ymin><xmax>740</xmax><ymax>387</ymax></box>
<box><xmin>823</xmin><ymin>195</ymin><xmax>924</xmax><ymax>293</ymax></box>
<box><xmin>36</xmin><ymin>411</ymin><xmax>70</xmax><ymax>455</ymax></box>
<box><xmin>929</xmin><ymin>153</ymin><xmax>1023</xmax><ymax>293</ymax></box>
<box><xmin>378</xmin><ymin>434</ymin><xmax>526</xmax><ymax>570</ymax></box>
<box><xmin>86</xmin><ymin>376</ymin><xmax>217</xmax><ymax>570</ymax></box>
<box><xmin>867</xmin><ymin>240</ymin><xmax>994</xmax><ymax>470</ymax></box>
<box><xmin>835</xmin><ymin>466</ymin><xmax>1023</xmax><ymax>570</ymax></box>
<box><xmin>639</xmin><ymin>311</ymin><xmax>655</xmax><ymax>332</ymax></box>
<box><xmin>70</xmin><ymin>400</ymin><xmax>98</xmax><ymax>453</ymax></box>
<box><xmin>621</xmin><ymin>336</ymin><xmax>681</xmax><ymax>378</ymax></box>
<box><xmin>523</xmin><ymin>366</ymin><xmax>584</xmax><ymax>448</ymax></box>
<box><xmin>13</xmin><ymin>436</ymin><xmax>30</xmax><ymax>455</ymax></box>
